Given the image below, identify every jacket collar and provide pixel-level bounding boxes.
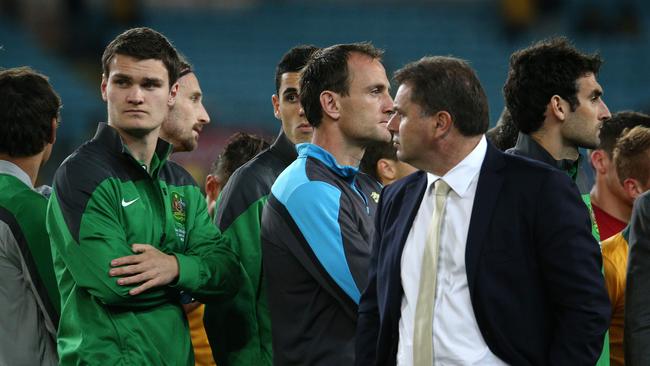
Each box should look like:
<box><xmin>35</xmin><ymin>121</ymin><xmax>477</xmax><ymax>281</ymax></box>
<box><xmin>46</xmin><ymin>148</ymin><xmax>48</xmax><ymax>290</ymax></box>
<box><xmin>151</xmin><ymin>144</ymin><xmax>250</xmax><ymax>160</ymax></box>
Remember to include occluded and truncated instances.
<box><xmin>270</xmin><ymin>129</ymin><xmax>298</xmax><ymax>167</ymax></box>
<box><xmin>92</xmin><ymin>123</ymin><xmax>173</xmax><ymax>175</ymax></box>
<box><xmin>0</xmin><ymin>160</ymin><xmax>33</xmax><ymax>188</ymax></box>
<box><xmin>296</xmin><ymin>143</ymin><xmax>359</xmax><ymax>181</ymax></box>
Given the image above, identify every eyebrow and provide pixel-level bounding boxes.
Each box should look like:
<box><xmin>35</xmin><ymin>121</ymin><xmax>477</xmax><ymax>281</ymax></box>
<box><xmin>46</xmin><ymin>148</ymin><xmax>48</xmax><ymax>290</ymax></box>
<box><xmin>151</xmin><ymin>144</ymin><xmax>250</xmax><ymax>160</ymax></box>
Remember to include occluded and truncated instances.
<box><xmin>142</xmin><ymin>77</ymin><xmax>164</xmax><ymax>85</ymax></box>
<box><xmin>282</xmin><ymin>87</ymin><xmax>298</xmax><ymax>96</ymax></box>
<box><xmin>369</xmin><ymin>83</ymin><xmax>390</xmax><ymax>93</ymax></box>
<box><xmin>590</xmin><ymin>89</ymin><xmax>603</xmax><ymax>98</ymax></box>
<box><xmin>190</xmin><ymin>91</ymin><xmax>202</xmax><ymax>99</ymax></box>
<box><xmin>112</xmin><ymin>73</ymin><xmax>164</xmax><ymax>85</ymax></box>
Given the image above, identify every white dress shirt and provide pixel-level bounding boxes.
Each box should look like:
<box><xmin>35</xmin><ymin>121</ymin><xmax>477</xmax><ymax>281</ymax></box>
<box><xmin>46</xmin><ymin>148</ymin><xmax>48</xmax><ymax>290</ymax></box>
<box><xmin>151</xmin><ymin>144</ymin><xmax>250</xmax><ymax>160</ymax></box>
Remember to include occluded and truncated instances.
<box><xmin>396</xmin><ymin>136</ymin><xmax>508</xmax><ymax>366</ymax></box>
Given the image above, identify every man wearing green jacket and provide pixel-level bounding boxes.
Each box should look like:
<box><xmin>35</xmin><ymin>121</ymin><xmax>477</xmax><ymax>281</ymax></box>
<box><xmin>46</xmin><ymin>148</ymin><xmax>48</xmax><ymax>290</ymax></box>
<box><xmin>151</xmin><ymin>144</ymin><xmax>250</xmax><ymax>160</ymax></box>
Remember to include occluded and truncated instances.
<box><xmin>204</xmin><ymin>45</ymin><xmax>319</xmax><ymax>366</ymax></box>
<box><xmin>0</xmin><ymin>67</ymin><xmax>61</xmax><ymax>366</ymax></box>
<box><xmin>46</xmin><ymin>27</ymin><xmax>241</xmax><ymax>365</ymax></box>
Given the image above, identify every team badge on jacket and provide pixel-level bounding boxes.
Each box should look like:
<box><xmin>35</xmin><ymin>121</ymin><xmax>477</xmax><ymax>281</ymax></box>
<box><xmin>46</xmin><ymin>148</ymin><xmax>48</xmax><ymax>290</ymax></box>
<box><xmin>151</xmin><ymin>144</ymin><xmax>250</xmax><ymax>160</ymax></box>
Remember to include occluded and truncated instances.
<box><xmin>171</xmin><ymin>191</ymin><xmax>187</xmax><ymax>242</ymax></box>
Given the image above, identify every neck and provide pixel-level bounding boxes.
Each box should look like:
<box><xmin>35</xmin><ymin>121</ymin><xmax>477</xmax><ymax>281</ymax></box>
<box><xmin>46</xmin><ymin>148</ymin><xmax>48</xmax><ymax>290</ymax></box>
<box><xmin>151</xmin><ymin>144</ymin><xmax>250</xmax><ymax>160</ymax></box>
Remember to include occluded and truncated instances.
<box><xmin>590</xmin><ymin>182</ymin><xmax>632</xmax><ymax>223</ymax></box>
<box><xmin>312</xmin><ymin>124</ymin><xmax>365</xmax><ymax>167</ymax></box>
<box><xmin>111</xmin><ymin>124</ymin><xmax>160</xmax><ymax>170</ymax></box>
<box><xmin>531</xmin><ymin>125</ymin><xmax>579</xmax><ymax>161</ymax></box>
<box><xmin>420</xmin><ymin>134</ymin><xmax>482</xmax><ymax>176</ymax></box>
<box><xmin>0</xmin><ymin>153</ymin><xmax>45</xmax><ymax>185</ymax></box>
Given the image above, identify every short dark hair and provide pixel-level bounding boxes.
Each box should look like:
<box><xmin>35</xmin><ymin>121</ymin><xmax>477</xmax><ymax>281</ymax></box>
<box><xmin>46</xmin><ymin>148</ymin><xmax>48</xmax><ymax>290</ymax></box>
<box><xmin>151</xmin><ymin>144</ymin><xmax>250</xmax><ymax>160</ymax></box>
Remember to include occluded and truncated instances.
<box><xmin>614</xmin><ymin>126</ymin><xmax>650</xmax><ymax>185</ymax></box>
<box><xmin>102</xmin><ymin>27</ymin><xmax>182</xmax><ymax>87</ymax></box>
<box><xmin>394</xmin><ymin>56</ymin><xmax>489</xmax><ymax>136</ymax></box>
<box><xmin>360</xmin><ymin>141</ymin><xmax>398</xmax><ymax>182</ymax></box>
<box><xmin>300</xmin><ymin>42</ymin><xmax>384</xmax><ymax>127</ymax></box>
<box><xmin>598</xmin><ymin>111</ymin><xmax>650</xmax><ymax>156</ymax></box>
<box><xmin>486</xmin><ymin>107</ymin><xmax>519</xmax><ymax>151</ymax></box>
<box><xmin>0</xmin><ymin>67</ymin><xmax>61</xmax><ymax>157</ymax></box>
<box><xmin>275</xmin><ymin>45</ymin><xmax>320</xmax><ymax>95</ymax></box>
<box><xmin>504</xmin><ymin>37</ymin><xmax>603</xmax><ymax>134</ymax></box>
<box><xmin>178</xmin><ymin>55</ymin><xmax>193</xmax><ymax>78</ymax></box>
<box><xmin>210</xmin><ymin>132</ymin><xmax>270</xmax><ymax>184</ymax></box>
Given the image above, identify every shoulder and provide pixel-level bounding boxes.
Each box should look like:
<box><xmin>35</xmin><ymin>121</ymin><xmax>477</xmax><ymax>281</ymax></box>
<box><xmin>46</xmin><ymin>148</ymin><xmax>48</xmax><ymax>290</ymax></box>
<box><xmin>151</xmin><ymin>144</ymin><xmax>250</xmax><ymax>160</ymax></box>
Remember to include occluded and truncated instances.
<box><xmin>53</xmin><ymin>141</ymin><xmax>119</xmax><ymax>201</ymax></box>
<box><xmin>382</xmin><ymin>170</ymin><xmax>425</xmax><ymax>202</ymax></box>
<box><xmin>160</xmin><ymin>160</ymin><xmax>198</xmax><ymax>188</ymax></box>
<box><xmin>226</xmin><ymin>148</ymin><xmax>283</xmax><ymax>193</ymax></box>
<box><xmin>602</xmin><ymin>232</ymin><xmax>628</xmax><ymax>262</ymax></box>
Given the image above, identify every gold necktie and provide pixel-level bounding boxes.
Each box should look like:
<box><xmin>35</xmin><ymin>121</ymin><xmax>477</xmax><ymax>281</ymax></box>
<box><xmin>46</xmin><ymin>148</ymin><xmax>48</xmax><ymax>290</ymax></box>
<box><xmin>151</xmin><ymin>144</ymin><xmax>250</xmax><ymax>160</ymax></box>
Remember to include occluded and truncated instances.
<box><xmin>413</xmin><ymin>179</ymin><xmax>451</xmax><ymax>366</ymax></box>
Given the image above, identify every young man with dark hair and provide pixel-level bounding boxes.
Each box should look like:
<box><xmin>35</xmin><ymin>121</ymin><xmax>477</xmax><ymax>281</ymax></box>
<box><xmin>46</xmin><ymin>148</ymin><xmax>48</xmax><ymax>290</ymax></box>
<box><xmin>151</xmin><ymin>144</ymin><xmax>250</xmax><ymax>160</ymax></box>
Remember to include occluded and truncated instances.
<box><xmin>357</xmin><ymin>55</ymin><xmax>610</xmax><ymax>366</ymax></box>
<box><xmin>360</xmin><ymin>141</ymin><xmax>416</xmax><ymax>186</ymax></box>
<box><xmin>504</xmin><ymin>37</ymin><xmax>610</xmax><ymax>195</ymax></box>
<box><xmin>205</xmin><ymin>45</ymin><xmax>318</xmax><ymax>366</ymax></box>
<box><xmin>0</xmin><ymin>66</ymin><xmax>60</xmax><ymax>366</ymax></box>
<box><xmin>504</xmin><ymin>37</ymin><xmax>612</xmax><ymax>365</ymax></box>
<box><xmin>261</xmin><ymin>42</ymin><xmax>391</xmax><ymax>365</ymax></box>
<box><xmin>602</xmin><ymin>125</ymin><xmax>650</xmax><ymax>365</ymax></box>
<box><xmin>46</xmin><ymin>27</ymin><xmax>240</xmax><ymax>365</ymax></box>
<box><xmin>591</xmin><ymin>112</ymin><xmax>650</xmax><ymax>240</ymax></box>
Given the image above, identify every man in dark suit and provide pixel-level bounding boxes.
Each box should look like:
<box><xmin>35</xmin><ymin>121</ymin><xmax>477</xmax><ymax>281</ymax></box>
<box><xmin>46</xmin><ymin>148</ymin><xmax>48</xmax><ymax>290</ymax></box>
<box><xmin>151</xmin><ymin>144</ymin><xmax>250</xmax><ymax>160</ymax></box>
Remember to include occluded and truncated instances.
<box><xmin>356</xmin><ymin>56</ymin><xmax>611</xmax><ymax>366</ymax></box>
<box><xmin>625</xmin><ymin>189</ymin><xmax>650</xmax><ymax>365</ymax></box>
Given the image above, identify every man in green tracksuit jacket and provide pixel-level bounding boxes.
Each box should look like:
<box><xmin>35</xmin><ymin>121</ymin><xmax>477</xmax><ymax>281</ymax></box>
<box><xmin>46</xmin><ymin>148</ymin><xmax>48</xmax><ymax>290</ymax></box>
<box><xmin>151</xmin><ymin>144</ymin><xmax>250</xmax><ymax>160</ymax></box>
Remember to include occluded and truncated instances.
<box><xmin>204</xmin><ymin>45</ymin><xmax>319</xmax><ymax>366</ymax></box>
<box><xmin>0</xmin><ymin>67</ymin><xmax>61</xmax><ymax>366</ymax></box>
<box><xmin>47</xmin><ymin>27</ymin><xmax>241</xmax><ymax>365</ymax></box>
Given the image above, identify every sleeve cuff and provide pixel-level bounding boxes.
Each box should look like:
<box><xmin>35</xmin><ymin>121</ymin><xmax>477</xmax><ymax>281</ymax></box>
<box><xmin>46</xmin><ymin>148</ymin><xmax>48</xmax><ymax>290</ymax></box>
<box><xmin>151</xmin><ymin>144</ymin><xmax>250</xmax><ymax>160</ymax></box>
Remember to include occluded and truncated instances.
<box><xmin>171</xmin><ymin>253</ymin><xmax>201</xmax><ymax>291</ymax></box>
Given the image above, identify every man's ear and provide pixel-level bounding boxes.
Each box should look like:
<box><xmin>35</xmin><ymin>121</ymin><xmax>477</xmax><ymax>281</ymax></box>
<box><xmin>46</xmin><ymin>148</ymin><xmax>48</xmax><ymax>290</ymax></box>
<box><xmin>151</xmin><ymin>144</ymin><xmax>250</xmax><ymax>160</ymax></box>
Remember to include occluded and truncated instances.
<box><xmin>432</xmin><ymin>111</ymin><xmax>453</xmax><ymax>138</ymax></box>
<box><xmin>320</xmin><ymin>91</ymin><xmax>340</xmax><ymax>120</ymax></box>
<box><xmin>205</xmin><ymin>174</ymin><xmax>222</xmax><ymax>202</ymax></box>
<box><xmin>167</xmin><ymin>82</ymin><xmax>179</xmax><ymax>107</ymax></box>
<box><xmin>377</xmin><ymin>158</ymin><xmax>396</xmax><ymax>184</ymax></box>
<box><xmin>590</xmin><ymin>149</ymin><xmax>607</xmax><ymax>174</ymax></box>
<box><xmin>272</xmin><ymin>94</ymin><xmax>281</xmax><ymax>120</ymax></box>
<box><xmin>49</xmin><ymin>117</ymin><xmax>57</xmax><ymax>145</ymax></box>
<box><xmin>623</xmin><ymin>178</ymin><xmax>645</xmax><ymax>200</ymax></box>
<box><xmin>550</xmin><ymin>95</ymin><xmax>567</xmax><ymax>121</ymax></box>
<box><xmin>101</xmin><ymin>75</ymin><xmax>108</xmax><ymax>102</ymax></box>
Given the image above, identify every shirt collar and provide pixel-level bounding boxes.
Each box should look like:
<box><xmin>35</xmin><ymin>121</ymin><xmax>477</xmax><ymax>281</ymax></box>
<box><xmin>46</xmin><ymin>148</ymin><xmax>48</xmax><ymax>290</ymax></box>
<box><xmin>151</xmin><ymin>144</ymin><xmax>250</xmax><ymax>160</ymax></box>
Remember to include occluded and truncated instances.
<box><xmin>296</xmin><ymin>143</ymin><xmax>359</xmax><ymax>179</ymax></box>
<box><xmin>513</xmin><ymin>132</ymin><xmax>580</xmax><ymax>172</ymax></box>
<box><xmin>0</xmin><ymin>160</ymin><xmax>33</xmax><ymax>188</ymax></box>
<box><xmin>426</xmin><ymin>135</ymin><xmax>487</xmax><ymax>198</ymax></box>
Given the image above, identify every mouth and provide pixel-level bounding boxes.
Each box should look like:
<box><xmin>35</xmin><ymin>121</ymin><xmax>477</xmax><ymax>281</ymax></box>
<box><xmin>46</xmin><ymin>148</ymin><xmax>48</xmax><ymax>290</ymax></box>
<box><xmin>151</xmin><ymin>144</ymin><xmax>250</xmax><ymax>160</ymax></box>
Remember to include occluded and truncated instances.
<box><xmin>297</xmin><ymin>123</ymin><xmax>313</xmax><ymax>132</ymax></box>
<box><xmin>124</xmin><ymin>109</ymin><xmax>147</xmax><ymax>115</ymax></box>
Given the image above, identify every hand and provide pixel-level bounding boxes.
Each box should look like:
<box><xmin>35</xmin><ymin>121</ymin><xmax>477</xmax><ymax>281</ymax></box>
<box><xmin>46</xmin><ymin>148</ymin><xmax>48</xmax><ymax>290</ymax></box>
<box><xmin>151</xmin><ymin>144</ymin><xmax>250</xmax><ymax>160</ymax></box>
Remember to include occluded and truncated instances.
<box><xmin>109</xmin><ymin>244</ymin><xmax>179</xmax><ymax>296</ymax></box>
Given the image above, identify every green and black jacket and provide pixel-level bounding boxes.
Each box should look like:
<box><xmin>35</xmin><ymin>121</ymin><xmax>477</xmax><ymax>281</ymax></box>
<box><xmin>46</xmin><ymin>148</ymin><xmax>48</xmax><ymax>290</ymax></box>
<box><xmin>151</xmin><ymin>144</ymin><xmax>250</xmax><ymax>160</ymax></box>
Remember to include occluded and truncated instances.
<box><xmin>205</xmin><ymin>130</ymin><xmax>296</xmax><ymax>366</ymax></box>
<box><xmin>47</xmin><ymin>123</ymin><xmax>241</xmax><ymax>365</ymax></box>
<box><xmin>0</xmin><ymin>161</ymin><xmax>59</xmax><ymax>366</ymax></box>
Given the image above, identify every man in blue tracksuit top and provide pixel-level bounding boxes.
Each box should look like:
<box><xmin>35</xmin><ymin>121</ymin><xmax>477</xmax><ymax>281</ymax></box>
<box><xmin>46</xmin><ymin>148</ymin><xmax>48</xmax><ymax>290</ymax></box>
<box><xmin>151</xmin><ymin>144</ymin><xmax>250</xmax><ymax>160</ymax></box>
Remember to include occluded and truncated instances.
<box><xmin>260</xmin><ymin>43</ymin><xmax>392</xmax><ymax>366</ymax></box>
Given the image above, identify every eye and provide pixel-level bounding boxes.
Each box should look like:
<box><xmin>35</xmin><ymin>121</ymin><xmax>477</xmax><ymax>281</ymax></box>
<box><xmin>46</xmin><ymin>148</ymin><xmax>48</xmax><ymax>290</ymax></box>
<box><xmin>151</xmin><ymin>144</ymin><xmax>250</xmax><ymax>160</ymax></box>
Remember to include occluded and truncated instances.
<box><xmin>285</xmin><ymin>94</ymin><xmax>299</xmax><ymax>102</ymax></box>
<box><xmin>142</xmin><ymin>81</ymin><xmax>158</xmax><ymax>90</ymax></box>
<box><xmin>114</xmin><ymin>79</ymin><xmax>130</xmax><ymax>87</ymax></box>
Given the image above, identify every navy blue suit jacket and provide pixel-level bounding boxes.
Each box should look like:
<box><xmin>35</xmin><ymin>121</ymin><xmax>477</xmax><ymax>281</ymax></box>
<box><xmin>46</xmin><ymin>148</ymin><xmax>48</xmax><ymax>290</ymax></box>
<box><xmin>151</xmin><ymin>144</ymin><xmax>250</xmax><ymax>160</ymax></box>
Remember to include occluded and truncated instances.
<box><xmin>356</xmin><ymin>143</ymin><xmax>611</xmax><ymax>366</ymax></box>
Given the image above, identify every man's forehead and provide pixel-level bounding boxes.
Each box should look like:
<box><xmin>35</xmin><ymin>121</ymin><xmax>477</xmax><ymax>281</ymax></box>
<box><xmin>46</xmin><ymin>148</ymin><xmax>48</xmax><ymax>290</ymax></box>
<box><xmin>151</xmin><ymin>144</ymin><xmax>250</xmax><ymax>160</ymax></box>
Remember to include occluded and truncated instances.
<box><xmin>394</xmin><ymin>83</ymin><xmax>413</xmax><ymax>105</ymax></box>
<box><xmin>576</xmin><ymin>72</ymin><xmax>602</xmax><ymax>91</ymax></box>
<box><xmin>179</xmin><ymin>72</ymin><xmax>201</xmax><ymax>91</ymax></box>
<box><xmin>347</xmin><ymin>54</ymin><xmax>387</xmax><ymax>84</ymax></box>
<box><xmin>107</xmin><ymin>54</ymin><xmax>168</xmax><ymax>81</ymax></box>
<box><xmin>279</xmin><ymin>72</ymin><xmax>301</xmax><ymax>91</ymax></box>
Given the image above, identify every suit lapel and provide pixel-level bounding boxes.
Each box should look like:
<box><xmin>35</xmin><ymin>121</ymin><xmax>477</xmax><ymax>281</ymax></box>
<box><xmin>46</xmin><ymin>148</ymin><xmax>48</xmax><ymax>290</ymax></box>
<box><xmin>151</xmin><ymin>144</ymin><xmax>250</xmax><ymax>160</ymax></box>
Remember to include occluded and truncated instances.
<box><xmin>465</xmin><ymin>144</ymin><xmax>505</xmax><ymax>295</ymax></box>
<box><xmin>387</xmin><ymin>172</ymin><xmax>428</xmax><ymax>322</ymax></box>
